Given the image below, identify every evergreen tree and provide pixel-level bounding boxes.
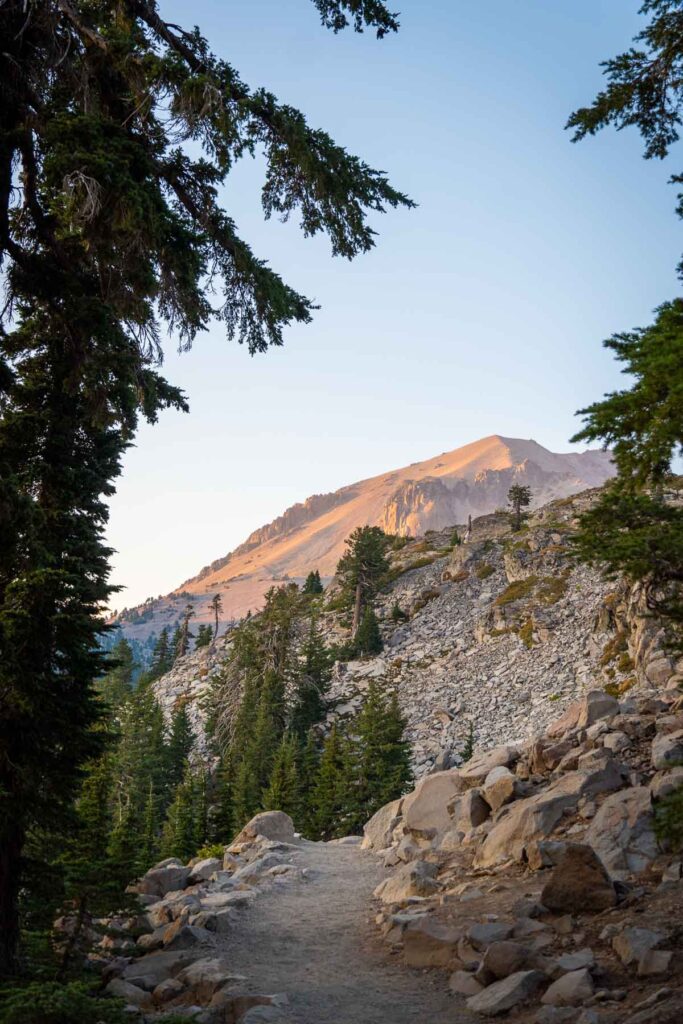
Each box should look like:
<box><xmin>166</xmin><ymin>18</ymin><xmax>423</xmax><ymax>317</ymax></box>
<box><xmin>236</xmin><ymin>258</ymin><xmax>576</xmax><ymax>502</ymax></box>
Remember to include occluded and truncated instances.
<box><xmin>150</xmin><ymin>628</ymin><xmax>173</xmax><ymax>680</ymax></box>
<box><xmin>354</xmin><ymin>605</ymin><xmax>383</xmax><ymax>657</ymax></box>
<box><xmin>0</xmin><ymin>0</ymin><xmax>411</xmax><ymax>973</ymax></box>
<box><xmin>390</xmin><ymin>601</ymin><xmax>408</xmax><ymax>623</ymax></box>
<box><xmin>176</xmin><ymin>605</ymin><xmax>196</xmax><ymax>661</ymax></box>
<box><xmin>290</xmin><ymin>617</ymin><xmax>332</xmax><ymax>737</ymax></box>
<box><xmin>195</xmin><ymin>624</ymin><xmax>213</xmax><ymax>649</ymax></box>
<box><xmin>296</xmin><ymin>730</ymin><xmax>322</xmax><ymax>838</ymax></box>
<box><xmin>211</xmin><ymin>754</ymin><xmax>235</xmax><ymax>845</ymax></box>
<box><xmin>193</xmin><ymin>770</ymin><xmax>210</xmax><ymax>852</ymax></box>
<box><xmin>232</xmin><ymin>758</ymin><xmax>261</xmax><ymax>831</ymax></box>
<box><xmin>336</xmin><ymin>526</ymin><xmax>391</xmax><ymax>633</ymax></box>
<box><xmin>310</xmin><ymin>726</ymin><xmax>350</xmax><ymax>840</ymax></box>
<box><xmin>263</xmin><ymin>733</ymin><xmax>301</xmax><ymax>819</ymax></box>
<box><xmin>166</xmin><ymin>705</ymin><xmax>195</xmax><ymax>792</ymax></box>
<box><xmin>161</xmin><ymin>769</ymin><xmax>197</xmax><ymax>862</ymax></box>
<box><xmin>566</xmin><ymin>8</ymin><xmax>683</xmax><ymax>645</ymax></box>
<box><xmin>302</xmin><ymin>570</ymin><xmax>324</xmax><ymax>595</ymax></box>
<box><xmin>507</xmin><ymin>484</ymin><xmax>532</xmax><ymax>531</ymax></box>
<box><xmin>343</xmin><ymin>683</ymin><xmax>412</xmax><ymax>834</ymax></box>
<box><xmin>210</xmin><ymin>593</ymin><xmax>223</xmax><ymax>638</ymax></box>
<box><xmin>98</xmin><ymin>637</ymin><xmax>136</xmax><ymax>710</ymax></box>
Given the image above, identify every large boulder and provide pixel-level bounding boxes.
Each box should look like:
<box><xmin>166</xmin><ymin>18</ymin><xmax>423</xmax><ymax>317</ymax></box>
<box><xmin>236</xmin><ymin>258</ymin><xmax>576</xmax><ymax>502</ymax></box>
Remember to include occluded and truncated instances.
<box><xmin>466</xmin><ymin>970</ymin><xmax>547</xmax><ymax>1017</ymax></box>
<box><xmin>401</xmin><ymin>770</ymin><xmax>465</xmax><ymax>834</ymax></box>
<box><xmin>362</xmin><ymin>799</ymin><xmax>402</xmax><ymax>851</ymax></box>
<box><xmin>175</xmin><ymin>956</ymin><xmax>242</xmax><ymax>1003</ymax></box>
<box><xmin>459</xmin><ymin>746</ymin><xmax>520</xmax><ymax>788</ymax></box>
<box><xmin>540</xmin><ymin>844</ymin><xmax>616</xmax><ymax>914</ymax></box>
<box><xmin>450</xmin><ymin>789</ymin><xmax>490</xmax><ymax>831</ymax></box>
<box><xmin>541</xmin><ymin>969</ymin><xmax>594</xmax><ymax>1007</ymax></box>
<box><xmin>612</xmin><ymin>927</ymin><xmax>667</xmax><ymax>966</ymax></box>
<box><xmin>122</xmin><ymin>949</ymin><xmax>197</xmax><ymax>991</ymax></box>
<box><xmin>482</xmin><ymin>766</ymin><xmax>517</xmax><ymax>812</ymax></box>
<box><xmin>402</xmin><ymin>917</ymin><xmax>463</xmax><ymax>968</ymax></box>
<box><xmin>576</xmin><ymin>691</ymin><xmax>619</xmax><ymax>730</ymax></box>
<box><xmin>651</xmin><ymin>730</ymin><xmax>683</xmax><ymax>771</ymax></box>
<box><xmin>232</xmin><ymin>811</ymin><xmax>297</xmax><ymax>846</ymax></box>
<box><xmin>475</xmin><ymin>764</ymin><xmax>622</xmax><ymax>869</ymax></box>
<box><xmin>136</xmin><ymin>864</ymin><xmax>191</xmax><ymax>898</ymax></box>
<box><xmin>373</xmin><ymin>860</ymin><xmax>439</xmax><ymax>904</ymax></box>
<box><xmin>585</xmin><ymin>787</ymin><xmax>658</xmax><ymax>878</ymax></box>
<box><xmin>104</xmin><ymin>978</ymin><xmax>153</xmax><ymax>1009</ymax></box>
<box><xmin>188</xmin><ymin>858</ymin><xmax>222</xmax><ymax>883</ymax></box>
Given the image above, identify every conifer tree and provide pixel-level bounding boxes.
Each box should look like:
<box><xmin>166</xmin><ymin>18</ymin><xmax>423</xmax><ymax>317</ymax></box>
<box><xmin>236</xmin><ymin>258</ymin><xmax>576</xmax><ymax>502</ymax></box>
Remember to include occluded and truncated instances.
<box><xmin>211</xmin><ymin>754</ymin><xmax>236</xmax><ymax>845</ymax></box>
<box><xmin>150</xmin><ymin>628</ymin><xmax>173</xmax><ymax>680</ymax></box>
<box><xmin>161</xmin><ymin>769</ymin><xmax>197</xmax><ymax>862</ymax></box>
<box><xmin>210</xmin><ymin>594</ymin><xmax>223</xmax><ymax>638</ymax></box>
<box><xmin>0</xmin><ymin>0</ymin><xmax>411</xmax><ymax>972</ymax></box>
<box><xmin>98</xmin><ymin>637</ymin><xmax>136</xmax><ymax>710</ymax></box>
<box><xmin>291</xmin><ymin>616</ymin><xmax>332</xmax><ymax>737</ymax></box>
<box><xmin>296</xmin><ymin>730</ymin><xmax>322</xmax><ymax>837</ymax></box>
<box><xmin>193</xmin><ymin>771</ymin><xmax>210</xmax><ymax>852</ymax></box>
<box><xmin>263</xmin><ymin>734</ymin><xmax>301</xmax><ymax>819</ymax></box>
<box><xmin>507</xmin><ymin>484</ymin><xmax>532</xmax><ymax>531</ymax></box>
<box><xmin>302</xmin><ymin>570</ymin><xmax>324</xmax><ymax>595</ymax></box>
<box><xmin>354</xmin><ymin>605</ymin><xmax>383</xmax><ymax>657</ymax></box>
<box><xmin>336</xmin><ymin>526</ymin><xmax>391</xmax><ymax>633</ymax></box>
<box><xmin>166</xmin><ymin>704</ymin><xmax>195</xmax><ymax>792</ymax></box>
<box><xmin>195</xmin><ymin>624</ymin><xmax>213</xmax><ymax>649</ymax></box>
<box><xmin>310</xmin><ymin>726</ymin><xmax>349</xmax><ymax>839</ymax></box>
<box><xmin>176</xmin><ymin>605</ymin><xmax>196</xmax><ymax>661</ymax></box>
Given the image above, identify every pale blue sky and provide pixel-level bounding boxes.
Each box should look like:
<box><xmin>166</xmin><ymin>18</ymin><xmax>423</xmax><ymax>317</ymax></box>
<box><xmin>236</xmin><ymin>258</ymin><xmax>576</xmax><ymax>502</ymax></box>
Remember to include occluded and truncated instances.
<box><xmin>107</xmin><ymin>0</ymin><xmax>680</xmax><ymax>610</ymax></box>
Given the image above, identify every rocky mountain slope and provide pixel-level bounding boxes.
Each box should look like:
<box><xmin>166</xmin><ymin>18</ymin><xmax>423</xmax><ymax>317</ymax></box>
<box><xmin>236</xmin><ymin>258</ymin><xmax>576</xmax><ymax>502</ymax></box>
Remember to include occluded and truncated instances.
<box><xmin>115</xmin><ymin>435</ymin><xmax>614</xmax><ymax>643</ymax></box>
<box><xmin>150</xmin><ymin>485</ymin><xmax>679</xmax><ymax>773</ymax></box>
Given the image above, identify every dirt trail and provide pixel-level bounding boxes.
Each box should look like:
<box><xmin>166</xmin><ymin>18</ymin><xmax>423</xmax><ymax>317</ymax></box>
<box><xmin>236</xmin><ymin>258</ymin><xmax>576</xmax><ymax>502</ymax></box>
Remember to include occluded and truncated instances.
<box><xmin>216</xmin><ymin>840</ymin><xmax>473</xmax><ymax>1023</ymax></box>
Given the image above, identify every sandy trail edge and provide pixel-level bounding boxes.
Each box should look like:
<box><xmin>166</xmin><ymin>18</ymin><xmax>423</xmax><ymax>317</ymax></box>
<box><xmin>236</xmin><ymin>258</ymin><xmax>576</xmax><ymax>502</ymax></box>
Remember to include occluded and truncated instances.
<box><xmin>214</xmin><ymin>840</ymin><xmax>474</xmax><ymax>1023</ymax></box>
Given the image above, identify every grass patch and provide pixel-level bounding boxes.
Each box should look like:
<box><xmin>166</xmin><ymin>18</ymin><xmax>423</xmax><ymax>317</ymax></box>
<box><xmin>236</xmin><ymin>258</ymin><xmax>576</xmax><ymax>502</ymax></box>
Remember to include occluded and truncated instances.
<box><xmin>600</xmin><ymin>631</ymin><xmax>628</xmax><ymax>667</ymax></box>
<box><xmin>519</xmin><ymin>617</ymin><xmax>534</xmax><ymax>648</ymax></box>
<box><xmin>475</xmin><ymin>563</ymin><xmax>494</xmax><ymax>580</ymax></box>
<box><xmin>617</xmin><ymin>652</ymin><xmax>634</xmax><ymax>673</ymax></box>
<box><xmin>537</xmin><ymin>572</ymin><xmax>570</xmax><ymax>606</ymax></box>
<box><xmin>604</xmin><ymin>676</ymin><xmax>636</xmax><ymax>698</ymax></box>
<box><xmin>494</xmin><ymin>576</ymin><xmax>538</xmax><ymax>607</ymax></box>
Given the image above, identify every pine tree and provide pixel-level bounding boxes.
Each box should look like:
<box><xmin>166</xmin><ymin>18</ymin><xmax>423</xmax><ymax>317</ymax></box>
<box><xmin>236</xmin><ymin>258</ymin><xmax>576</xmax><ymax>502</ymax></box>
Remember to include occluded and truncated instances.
<box><xmin>193</xmin><ymin>771</ymin><xmax>210</xmax><ymax>852</ymax></box>
<box><xmin>176</xmin><ymin>605</ymin><xmax>196</xmax><ymax>661</ymax></box>
<box><xmin>161</xmin><ymin>770</ymin><xmax>197</xmax><ymax>862</ymax></box>
<box><xmin>302</xmin><ymin>570</ymin><xmax>324</xmax><ymax>595</ymax></box>
<box><xmin>211</xmin><ymin>754</ymin><xmax>235</xmax><ymax>845</ymax></box>
<box><xmin>390</xmin><ymin>601</ymin><xmax>407</xmax><ymax>623</ymax></box>
<box><xmin>195</xmin><ymin>624</ymin><xmax>213</xmax><ymax>649</ymax></box>
<box><xmin>263</xmin><ymin>734</ymin><xmax>301</xmax><ymax>819</ymax></box>
<box><xmin>166</xmin><ymin>704</ymin><xmax>195</xmax><ymax>793</ymax></box>
<box><xmin>290</xmin><ymin>617</ymin><xmax>331</xmax><ymax>737</ymax></box>
<box><xmin>296</xmin><ymin>730</ymin><xmax>322</xmax><ymax>838</ymax></box>
<box><xmin>0</xmin><ymin>0</ymin><xmax>411</xmax><ymax>972</ymax></box>
<box><xmin>354</xmin><ymin>605</ymin><xmax>383</xmax><ymax>657</ymax></box>
<box><xmin>150</xmin><ymin>628</ymin><xmax>173</xmax><ymax>680</ymax></box>
<box><xmin>336</xmin><ymin>526</ymin><xmax>391</xmax><ymax>633</ymax></box>
<box><xmin>507</xmin><ymin>485</ymin><xmax>532</xmax><ymax>531</ymax></box>
<box><xmin>98</xmin><ymin>637</ymin><xmax>136</xmax><ymax>710</ymax></box>
<box><xmin>210</xmin><ymin>593</ymin><xmax>223</xmax><ymax>638</ymax></box>
<box><xmin>310</xmin><ymin>726</ymin><xmax>350</xmax><ymax>840</ymax></box>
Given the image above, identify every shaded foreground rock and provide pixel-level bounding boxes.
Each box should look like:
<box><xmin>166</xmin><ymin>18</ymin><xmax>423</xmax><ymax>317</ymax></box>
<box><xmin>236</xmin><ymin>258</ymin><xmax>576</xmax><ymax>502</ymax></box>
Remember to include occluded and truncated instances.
<box><xmin>466</xmin><ymin>970</ymin><xmax>547</xmax><ymax>1016</ymax></box>
<box><xmin>540</xmin><ymin>844</ymin><xmax>616</xmax><ymax>914</ymax></box>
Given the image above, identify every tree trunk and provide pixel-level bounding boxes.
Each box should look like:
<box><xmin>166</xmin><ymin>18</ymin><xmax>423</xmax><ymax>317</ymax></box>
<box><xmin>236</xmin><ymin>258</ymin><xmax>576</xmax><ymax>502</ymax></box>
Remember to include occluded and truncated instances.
<box><xmin>352</xmin><ymin>583</ymin><xmax>363</xmax><ymax>636</ymax></box>
<box><xmin>0</xmin><ymin>818</ymin><xmax>24</xmax><ymax>978</ymax></box>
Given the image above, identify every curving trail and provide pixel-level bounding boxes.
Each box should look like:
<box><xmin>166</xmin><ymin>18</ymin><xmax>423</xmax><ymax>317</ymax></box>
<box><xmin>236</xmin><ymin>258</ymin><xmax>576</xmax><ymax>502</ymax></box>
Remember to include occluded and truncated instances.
<box><xmin>215</xmin><ymin>840</ymin><xmax>473</xmax><ymax>1024</ymax></box>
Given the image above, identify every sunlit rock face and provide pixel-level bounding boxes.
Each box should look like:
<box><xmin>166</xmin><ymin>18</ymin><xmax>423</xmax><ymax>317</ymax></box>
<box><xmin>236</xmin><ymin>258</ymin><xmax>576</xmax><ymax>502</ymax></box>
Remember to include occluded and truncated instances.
<box><xmin>115</xmin><ymin>435</ymin><xmax>614</xmax><ymax>641</ymax></box>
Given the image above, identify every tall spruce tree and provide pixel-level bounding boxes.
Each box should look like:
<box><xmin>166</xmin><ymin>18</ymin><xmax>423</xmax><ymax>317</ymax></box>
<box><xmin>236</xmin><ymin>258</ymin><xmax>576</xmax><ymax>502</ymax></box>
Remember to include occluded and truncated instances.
<box><xmin>310</xmin><ymin>725</ymin><xmax>350</xmax><ymax>840</ymax></box>
<box><xmin>0</xmin><ymin>0</ymin><xmax>410</xmax><ymax>974</ymax></box>
<box><xmin>263</xmin><ymin>733</ymin><xmax>301</xmax><ymax>819</ymax></box>
<box><xmin>354</xmin><ymin>605</ymin><xmax>383</xmax><ymax>657</ymax></box>
<box><xmin>149</xmin><ymin>628</ymin><xmax>173</xmax><ymax>680</ymax></box>
<box><xmin>302</xmin><ymin>570</ymin><xmax>324</xmax><ymax>595</ymax></box>
<box><xmin>507</xmin><ymin>484</ymin><xmax>532</xmax><ymax>532</ymax></box>
<box><xmin>98</xmin><ymin>636</ymin><xmax>136</xmax><ymax>710</ymax></box>
<box><xmin>166</xmin><ymin>704</ymin><xmax>195</xmax><ymax>792</ymax></box>
<box><xmin>210</xmin><ymin>593</ymin><xmax>223</xmax><ymax>638</ymax></box>
<box><xmin>336</xmin><ymin>526</ymin><xmax>391</xmax><ymax>634</ymax></box>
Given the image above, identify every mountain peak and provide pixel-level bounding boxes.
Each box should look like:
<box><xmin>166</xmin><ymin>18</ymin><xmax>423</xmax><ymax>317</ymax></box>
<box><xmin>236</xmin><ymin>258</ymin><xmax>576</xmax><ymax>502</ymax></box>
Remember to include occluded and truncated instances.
<box><xmin>116</xmin><ymin>436</ymin><xmax>614</xmax><ymax>640</ymax></box>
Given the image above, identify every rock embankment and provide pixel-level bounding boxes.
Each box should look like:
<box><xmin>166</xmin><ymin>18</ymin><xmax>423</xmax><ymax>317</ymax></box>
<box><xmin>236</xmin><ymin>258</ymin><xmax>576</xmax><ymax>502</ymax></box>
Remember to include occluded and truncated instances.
<box><xmin>364</xmin><ymin>686</ymin><xmax>683</xmax><ymax>1022</ymax></box>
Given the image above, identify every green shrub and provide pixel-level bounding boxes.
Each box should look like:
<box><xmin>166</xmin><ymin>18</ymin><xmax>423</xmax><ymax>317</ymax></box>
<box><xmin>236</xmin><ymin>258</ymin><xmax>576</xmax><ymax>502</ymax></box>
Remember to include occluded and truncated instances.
<box><xmin>0</xmin><ymin>983</ymin><xmax>127</xmax><ymax>1024</ymax></box>
<box><xmin>475</xmin><ymin>563</ymin><xmax>494</xmax><ymax>580</ymax></box>
<box><xmin>390</xmin><ymin>602</ymin><xmax>408</xmax><ymax>623</ymax></box>
<box><xmin>518</xmin><ymin>617</ymin><xmax>534</xmax><ymax>648</ymax></box>
<box><xmin>654</xmin><ymin>785</ymin><xmax>683</xmax><ymax>851</ymax></box>
<box><xmin>194</xmin><ymin>842</ymin><xmax>225</xmax><ymax>860</ymax></box>
<box><xmin>494</xmin><ymin>576</ymin><xmax>538</xmax><ymax>606</ymax></box>
<box><xmin>537</xmin><ymin>573</ymin><xmax>570</xmax><ymax>605</ymax></box>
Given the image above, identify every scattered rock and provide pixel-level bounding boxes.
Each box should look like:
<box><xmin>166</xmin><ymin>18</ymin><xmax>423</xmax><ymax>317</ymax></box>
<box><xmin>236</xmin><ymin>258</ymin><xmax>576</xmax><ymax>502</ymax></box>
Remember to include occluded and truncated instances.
<box><xmin>403</xmin><ymin>917</ymin><xmax>462</xmax><ymax>967</ymax></box>
<box><xmin>612</xmin><ymin>926</ymin><xmax>666</xmax><ymax>966</ymax></box>
<box><xmin>466</xmin><ymin>970</ymin><xmax>547</xmax><ymax>1016</ymax></box>
<box><xmin>637</xmin><ymin>950</ymin><xmax>673</xmax><ymax>977</ymax></box>
<box><xmin>362</xmin><ymin>800</ymin><xmax>402</xmax><ymax>851</ymax></box>
<box><xmin>374</xmin><ymin>860</ymin><xmax>439</xmax><ymax>903</ymax></box>
<box><xmin>232</xmin><ymin>811</ymin><xmax>297</xmax><ymax>847</ymax></box>
<box><xmin>449</xmin><ymin>969</ymin><xmax>484</xmax><ymax>996</ymax></box>
<box><xmin>586</xmin><ymin>788</ymin><xmax>658</xmax><ymax>879</ymax></box>
<box><xmin>482</xmin><ymin>766</ymin><xmax>517</xmax><ymax>812</ymax></box>
<box><xmin>402</xmin><ymin>770</ymin><xmax>465</xmax><ymax>834</ymax></box>
<box><xmin>541</xmin><ymin>969</ymin><xmax>594</xmax><ymax>1007</ymax></box>
<box><xmin>651</xmin><ymin>730</ymin><xmax>683</xmax><ymax>771</ymax></box>
<box><xmin>136</xmin><ymin>864</ymin><xmax>191</xmax><ymax>898</ymax></box>
<box><xmin>540</xmin><ymin>844</ymin><xmax>616</xmax><ymax>914</ymax></box>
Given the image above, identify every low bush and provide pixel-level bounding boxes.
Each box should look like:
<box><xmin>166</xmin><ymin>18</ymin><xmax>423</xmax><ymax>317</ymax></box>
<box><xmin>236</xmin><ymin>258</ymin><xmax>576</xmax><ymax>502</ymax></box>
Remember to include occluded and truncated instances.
<box><xmin>475</xmin><ymin>563</ymin><xmax>494</xmax><ymax>580</ymax></box>
<box><xmin>0</xmin><ymin>983</ymin><xmax>127</xmax><ymax>1024</ymax></box>
<box><xmin>494</xmin><ymin>576</ymin><xmax>538</xmax><ymax>607</ymax></box>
